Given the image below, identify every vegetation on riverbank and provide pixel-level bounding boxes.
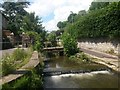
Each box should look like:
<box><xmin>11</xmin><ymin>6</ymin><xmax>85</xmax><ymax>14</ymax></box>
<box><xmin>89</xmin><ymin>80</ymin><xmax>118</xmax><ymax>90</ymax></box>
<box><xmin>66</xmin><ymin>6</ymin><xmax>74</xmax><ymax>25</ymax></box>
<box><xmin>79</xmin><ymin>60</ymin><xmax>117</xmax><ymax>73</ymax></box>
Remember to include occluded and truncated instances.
<box><xmin>57</xmin><ymin>2</ymin><xmax>120</xmax><ymax>39</ymax></box>
<box><xmin>56</xmin><ymin>2</ymin><xmax>120</xmax><ymax>61</ymax></box>
<box><xmin>1</xmin><ymin>48</ymin><xmax>32</xmax><ymax>76</ymax></box>
<box><xmin>61</xmin><ymin>32</ymin><xmax>79</xmax><ymax>56</ymax></box>
<box><xmin>69</xmin><ymin>52</ymin><xmax>92</xmax><ymax>63</ymax></box>
<box><xmin>2</xmin><ymin>63</ymin><xmax>44</xmax><ymax>89</ymax></box>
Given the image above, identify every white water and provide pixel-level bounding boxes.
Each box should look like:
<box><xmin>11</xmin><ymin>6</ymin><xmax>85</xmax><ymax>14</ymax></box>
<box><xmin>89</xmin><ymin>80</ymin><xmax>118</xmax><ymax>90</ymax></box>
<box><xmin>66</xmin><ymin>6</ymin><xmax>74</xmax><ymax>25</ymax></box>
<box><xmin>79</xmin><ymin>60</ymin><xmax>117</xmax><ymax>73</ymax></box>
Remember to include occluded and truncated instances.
<box><xmin>51</xmin><ymin>70</ymin><xmax>111</xmax><ymax>78</ymax></box>
<box><xmin>44</xmin><ymin>70</ymin><xmax>118</xmax><ymax>88</ymax></box>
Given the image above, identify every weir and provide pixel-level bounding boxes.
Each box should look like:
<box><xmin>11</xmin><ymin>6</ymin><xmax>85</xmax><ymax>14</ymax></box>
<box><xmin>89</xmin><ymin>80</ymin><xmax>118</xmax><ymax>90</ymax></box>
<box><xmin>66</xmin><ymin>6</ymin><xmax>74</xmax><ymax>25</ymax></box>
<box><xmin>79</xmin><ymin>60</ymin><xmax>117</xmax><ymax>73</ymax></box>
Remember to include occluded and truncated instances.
<box><xmin>43</xmin><ymin>68</ymin><xmax>110</xmax><ymax>76</ymax></box>
<box><xmin>43</xmin><ymin>56</ymin><xmax>119</xmax><ymax>88</ymax></box>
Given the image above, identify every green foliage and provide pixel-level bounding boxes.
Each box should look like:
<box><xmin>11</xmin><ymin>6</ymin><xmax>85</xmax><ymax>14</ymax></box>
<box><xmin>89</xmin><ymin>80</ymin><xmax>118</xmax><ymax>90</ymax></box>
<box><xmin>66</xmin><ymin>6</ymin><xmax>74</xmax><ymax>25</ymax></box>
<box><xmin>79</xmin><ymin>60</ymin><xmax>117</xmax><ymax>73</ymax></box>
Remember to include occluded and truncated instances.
<box><xmin>60</xmin><ymin>2</ymin><xmax>120</xmax><ymax>39</ymax></box>
<box><xmin>33</xmin><ymin>40</ymin><xmax>43</xmax><ymax>52</ymax></box>
<box><xmin>47</xmin><ymin>31</ymin><xmax>57</xmax><ymax>47</ymax></box>
<box><xmin>13</xmin><ymin>76</ymin><xmax>30</xmax><ymax>88</ymax></box>
<box><xmin>67</xmin><ymin>12</ymin><xmax>77</xmax><ymax>23</ymax></box>
<box><xmin>2</xmin><ymin>68</ymin><xmax>43</xmax><ymax>89</ymax></box>
<box><xmin>12</xmin><ymin>48</ymin><xmax>28</xmax><ymax>61</ymax></box>
<box><xmin>62</xmin><ymin>32</ymin><xmax>79</xmax><ymax>56</ymax></box>
<box><xmin>69</xmin><ymin>52</ymin><xmax>91</xmax><ymax>63</ymax></box>
<box><xmin>1</xmin><ymin>48</ymin><xmax>32</xmax><ymax>76</ymax></box>
<box><xmin>2</xmin><ymin>55</ymin><xmax>15</xmax><ymax>76</ymax></box>
<box><xmin>30</xmin><ymin>70</ymin><xmax>43</xmax><ymax>88</ymax></box>
<box><xmin>89</xmin><ymin>2</ymin><xmax>109</xmax><ymax>11</ymax></box>
<box><xmin>26</xmin><ymin>31</ymin><xmax>44</xmax><ymax>52</ymax></box>
<box><xmin>2</xmin><ymin>1</ymin><xmax>30</xmax><ymax>35</ymax></box>
<box><xmin>22</xmin><ymin>13</ymin><xmax>45</xmax><ymax>34</ymax></box>
<box><xmin>57</xmin><ymin>21</ymin><xmax>67</xmax><ymax>29</ymax></box>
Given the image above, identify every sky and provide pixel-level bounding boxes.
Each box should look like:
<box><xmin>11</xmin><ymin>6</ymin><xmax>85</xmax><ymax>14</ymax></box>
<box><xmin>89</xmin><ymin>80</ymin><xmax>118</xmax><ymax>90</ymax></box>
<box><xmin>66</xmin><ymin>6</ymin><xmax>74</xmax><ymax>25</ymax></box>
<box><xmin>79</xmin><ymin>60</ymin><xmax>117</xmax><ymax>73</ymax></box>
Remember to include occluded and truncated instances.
<box><xmin>25</xmin><ymin>0</ymin><xmax>93</xmax><ymax>31</ymax></box>
<box><xmin>0</xmin><ymin>0</ymin><xmax>94</xmax><ymax>31</ymax></box>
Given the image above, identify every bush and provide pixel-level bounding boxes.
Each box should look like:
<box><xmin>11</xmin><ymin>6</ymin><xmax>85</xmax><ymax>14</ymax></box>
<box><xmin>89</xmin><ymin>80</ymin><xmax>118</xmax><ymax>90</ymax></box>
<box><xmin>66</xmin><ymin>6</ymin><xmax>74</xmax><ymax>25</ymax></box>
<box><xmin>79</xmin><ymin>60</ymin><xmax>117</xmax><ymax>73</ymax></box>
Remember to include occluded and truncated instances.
<box><xmin>47</xmin><ymin>32</ymin><xmax>57</xmax><ymax>47</ymax></box>
<box><xmin>33</xmin><ymin>41</ymin><xmax>43</xmax><ymax>52</ymax></box>
<box><xmin>69</xmin><ymin>52</ymin><xmax>90</xmax><ymax>63</ymax></box>
<box><xmin>12</xmin><ymin>48</ymin><xmax>28</xmax><ymax>61</ymax></box>
<box><xmin>2</xmin><ymin>55</ymin><xmax>15</xmax><ymax>76</ymax></box>
<box><xmin>2</xmin><ymin>48</ymin><xmax>32</xmax><ymax>76</ymax></box>
<box><xmin>2</xmin><ymin>68</ymin><xmax>43</xmax><ymax>89</ymax></box>
<box><xmin>62</xmin><ymin>32</ymin><xmax>79</xmax><ymax>56</ymax></box>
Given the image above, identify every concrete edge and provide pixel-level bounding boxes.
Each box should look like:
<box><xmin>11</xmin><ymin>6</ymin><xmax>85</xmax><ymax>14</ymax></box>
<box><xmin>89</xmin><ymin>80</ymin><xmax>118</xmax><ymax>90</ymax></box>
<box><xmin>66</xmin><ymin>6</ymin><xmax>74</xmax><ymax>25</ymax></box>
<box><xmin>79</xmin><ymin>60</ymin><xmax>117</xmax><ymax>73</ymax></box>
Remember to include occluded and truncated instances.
<box><xmin>0</xmin><ymin>51</ymin><xmax>40</xmax><ymax>85</ymax></box>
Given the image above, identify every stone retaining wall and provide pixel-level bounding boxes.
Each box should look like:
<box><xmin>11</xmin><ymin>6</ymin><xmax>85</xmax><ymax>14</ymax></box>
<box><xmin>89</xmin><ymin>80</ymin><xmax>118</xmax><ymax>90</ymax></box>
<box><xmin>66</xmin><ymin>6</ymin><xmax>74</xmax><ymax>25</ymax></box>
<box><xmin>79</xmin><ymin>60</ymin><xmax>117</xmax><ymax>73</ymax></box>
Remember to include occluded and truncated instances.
<box><xmin>78</xmin><ymin>38</ymin><xmax>119</xmax><ymax>54</ymax></box>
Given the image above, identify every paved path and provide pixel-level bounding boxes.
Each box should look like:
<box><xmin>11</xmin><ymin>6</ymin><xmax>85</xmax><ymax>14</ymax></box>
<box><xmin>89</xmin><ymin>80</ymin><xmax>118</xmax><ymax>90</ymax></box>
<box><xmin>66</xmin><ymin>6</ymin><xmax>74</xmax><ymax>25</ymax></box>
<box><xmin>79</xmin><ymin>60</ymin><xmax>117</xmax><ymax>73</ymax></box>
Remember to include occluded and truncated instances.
<box><xmin>80</xmin><ymin>48</ymin><xmax>118</xmax><ymax>59</ymax></box>
<box><xmin>0</xmin><ymin>51</ymin><xmax>39</xmax><ymax>85</ymax></box>
<box><xmin>79</xmin><ymin>47</ymin><xmax>119</xmax><ymax>72</ymax></box>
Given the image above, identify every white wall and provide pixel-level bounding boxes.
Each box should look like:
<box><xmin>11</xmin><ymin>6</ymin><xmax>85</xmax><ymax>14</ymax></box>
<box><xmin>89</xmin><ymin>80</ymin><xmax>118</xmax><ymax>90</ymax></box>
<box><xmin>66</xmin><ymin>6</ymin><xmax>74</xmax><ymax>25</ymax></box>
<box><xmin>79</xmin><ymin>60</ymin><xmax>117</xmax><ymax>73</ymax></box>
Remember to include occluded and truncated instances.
<box><xmin>78</xmin><ymin>39</ymin><xmax>119</xmax><ymax>54</ymax></box>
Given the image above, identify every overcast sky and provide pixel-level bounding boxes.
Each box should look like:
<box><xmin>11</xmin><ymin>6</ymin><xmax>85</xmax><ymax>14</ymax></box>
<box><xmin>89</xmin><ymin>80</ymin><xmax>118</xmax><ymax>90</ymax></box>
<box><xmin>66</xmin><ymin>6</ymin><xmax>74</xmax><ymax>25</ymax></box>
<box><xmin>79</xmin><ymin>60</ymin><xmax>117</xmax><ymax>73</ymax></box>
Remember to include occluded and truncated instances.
<box><xmin>1</xmin><ymin>0</ymin><xmax>94</xmax><ymax>31</ymax></box>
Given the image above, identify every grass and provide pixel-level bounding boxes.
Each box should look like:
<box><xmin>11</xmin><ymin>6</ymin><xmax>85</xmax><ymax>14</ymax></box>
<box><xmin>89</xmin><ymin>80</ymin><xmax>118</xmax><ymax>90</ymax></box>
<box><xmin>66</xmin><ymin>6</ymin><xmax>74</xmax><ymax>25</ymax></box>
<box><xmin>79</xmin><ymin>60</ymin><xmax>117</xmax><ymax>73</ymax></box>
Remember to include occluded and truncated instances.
<box><xmin>1</xmin><ymin>48</ymin><xmax>33</xmax><ymax>76</ymax></box>
<box><xmin>2</xmin><ymin>64</ymin><xmax>44</xmax><ymax>89</ymax></box>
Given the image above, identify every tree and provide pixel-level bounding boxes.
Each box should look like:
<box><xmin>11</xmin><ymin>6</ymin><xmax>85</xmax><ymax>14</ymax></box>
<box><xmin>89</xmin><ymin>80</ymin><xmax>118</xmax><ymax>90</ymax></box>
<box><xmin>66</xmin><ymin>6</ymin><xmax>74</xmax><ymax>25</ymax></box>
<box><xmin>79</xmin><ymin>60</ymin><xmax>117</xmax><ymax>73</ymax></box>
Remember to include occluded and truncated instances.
<box><xmin>2</xmin><ymin>1</ymin><xmax>30</xmax><ymax>35</ymax></box>
<box><xmin>22</xmin><ymin>12</ymin><xmax>46</xmax><ymax>43</ymax></box>
<box><xmin>78</xmin><ymin>10</ymin><xmax>87</xmax><ymax>16</ymax></box>
<box><xmin>22</xmin><ymin>13</ymin><xmax>44</xmax><ymax>33</ymax></box>
<box><xmin>57</xmin><ymin>21</ymin><xmax>67</xmax><ymax>29</ymax></box>
<box><xmin>58</xmin><ymin>2</ymin><xmax>120</xmax><ymax>39</ymax></box>
<box><xmin>67</xmin><ymin>12</ymin><xmax>77</xmax><ymax>23</ymax></box>
<box><xmin>89</xmin><ymin>2</ymin><xmax>109</xmax><ymax>11</ymax></box>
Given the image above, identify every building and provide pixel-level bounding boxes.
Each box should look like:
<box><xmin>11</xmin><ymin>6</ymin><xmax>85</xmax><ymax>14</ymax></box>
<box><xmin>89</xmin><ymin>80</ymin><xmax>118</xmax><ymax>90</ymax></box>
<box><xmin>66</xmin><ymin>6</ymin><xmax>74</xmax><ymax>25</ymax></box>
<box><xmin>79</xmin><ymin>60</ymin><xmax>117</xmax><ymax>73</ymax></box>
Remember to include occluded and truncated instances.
<box><xmin>0</xmin><ymin>12</ymin><xmax>14</xmax><ymax>49</ymax></box>
<box><xmin>0</xmin><ymin>12</ymin><xmax>8</xmax><ymax>30</ymax></box>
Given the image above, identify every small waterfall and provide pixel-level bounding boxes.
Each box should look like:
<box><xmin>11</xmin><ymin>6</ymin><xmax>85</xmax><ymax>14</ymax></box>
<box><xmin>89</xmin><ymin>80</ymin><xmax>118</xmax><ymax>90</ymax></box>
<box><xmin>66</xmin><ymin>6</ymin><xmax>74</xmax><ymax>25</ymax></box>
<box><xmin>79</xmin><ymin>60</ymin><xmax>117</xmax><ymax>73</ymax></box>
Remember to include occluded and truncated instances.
<box><xmin>51</xmin><ymin>70</ymin><xmax>111</xmax><ymax>78</ymax></box>
<box><xmin>43</xmin><ymin>56</ymin><xmax>119</xmax><ymax>88</ymax></box>
<box><xmin>44</xmin><ymin>70</ymin><xmax>118</xmax><ymax>88</ymax></box>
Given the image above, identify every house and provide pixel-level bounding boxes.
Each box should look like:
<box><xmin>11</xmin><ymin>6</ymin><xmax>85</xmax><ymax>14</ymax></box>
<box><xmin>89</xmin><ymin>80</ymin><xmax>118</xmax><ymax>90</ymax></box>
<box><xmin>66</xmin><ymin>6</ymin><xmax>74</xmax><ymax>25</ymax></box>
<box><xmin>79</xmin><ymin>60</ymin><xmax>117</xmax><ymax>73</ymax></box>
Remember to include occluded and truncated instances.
<box><xmin>0</xmin><ymin>12</ymin><xmax>10</xmax><ymax>35</ymax></box>
<box><xmin>0</xmin><ymin>12</ymin><xmax>8</xmax><ymax>30</ymax></box>
<box><xmin>0</xmin><ymin>12</ymin><xmax>14</xmax><ymax>49</ymax></box>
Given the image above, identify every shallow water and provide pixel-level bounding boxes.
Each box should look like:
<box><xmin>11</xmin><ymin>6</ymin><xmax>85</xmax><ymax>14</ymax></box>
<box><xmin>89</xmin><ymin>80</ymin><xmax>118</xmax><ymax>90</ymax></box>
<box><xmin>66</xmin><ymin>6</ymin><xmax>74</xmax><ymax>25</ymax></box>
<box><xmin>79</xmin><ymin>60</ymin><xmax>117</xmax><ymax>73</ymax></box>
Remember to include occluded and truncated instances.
<box><xmin>43</xmin><ymin>56</ymin><xmax>119</xmax><ymax>88</ymax></box>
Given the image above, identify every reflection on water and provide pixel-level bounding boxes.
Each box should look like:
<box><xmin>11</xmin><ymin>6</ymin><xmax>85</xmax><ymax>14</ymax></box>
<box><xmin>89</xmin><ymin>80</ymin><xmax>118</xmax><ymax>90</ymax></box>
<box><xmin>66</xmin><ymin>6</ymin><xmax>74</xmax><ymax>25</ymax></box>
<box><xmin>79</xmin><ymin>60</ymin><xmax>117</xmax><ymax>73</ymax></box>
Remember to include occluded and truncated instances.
<box><xmin>44</xmin><ymin>56</ymin><xmax>109</xmax><ymax>71</ymax></box>
<box><xmin>43</xmin><ymin>56</ymin><xmax>119</xmax><ymax>88</ymax></box>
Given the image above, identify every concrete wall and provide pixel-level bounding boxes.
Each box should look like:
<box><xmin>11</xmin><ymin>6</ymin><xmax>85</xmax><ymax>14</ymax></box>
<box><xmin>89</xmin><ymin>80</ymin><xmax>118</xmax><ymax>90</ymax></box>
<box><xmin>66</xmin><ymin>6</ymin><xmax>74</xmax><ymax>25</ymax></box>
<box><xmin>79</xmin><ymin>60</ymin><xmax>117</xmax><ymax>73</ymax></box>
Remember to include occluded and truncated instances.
<box><xmin>78</xmin><ymin>38</ymin><xmax>119</xmax><ymax>54</ymax></box>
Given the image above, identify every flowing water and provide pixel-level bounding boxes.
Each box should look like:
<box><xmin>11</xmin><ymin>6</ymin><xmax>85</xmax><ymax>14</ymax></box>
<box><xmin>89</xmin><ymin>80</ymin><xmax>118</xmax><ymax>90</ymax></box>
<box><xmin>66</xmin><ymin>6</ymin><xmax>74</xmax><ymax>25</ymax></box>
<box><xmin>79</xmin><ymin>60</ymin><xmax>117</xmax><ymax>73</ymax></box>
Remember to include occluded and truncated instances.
<box><xmin>43</xmin><ymin>56</ymin><xmax>119</xmax><ymax>88</ymax></box>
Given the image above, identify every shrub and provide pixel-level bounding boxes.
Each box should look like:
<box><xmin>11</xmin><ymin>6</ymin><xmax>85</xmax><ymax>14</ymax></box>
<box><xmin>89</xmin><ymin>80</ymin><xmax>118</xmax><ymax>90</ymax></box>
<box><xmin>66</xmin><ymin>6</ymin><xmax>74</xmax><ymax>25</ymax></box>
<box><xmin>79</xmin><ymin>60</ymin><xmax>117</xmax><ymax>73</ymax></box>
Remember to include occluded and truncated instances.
<box><xmin>2</xmin><ymin>48</ymin><xmax>32</xmax><ymax>76</ymax></box>
<box><xmin>2</xmin><ymin>55</ymin><xmax>15</xmax><ymax>76</ymax></box>
<box><xmin>33</xmin><ymin>41</ymin><xmax>43</xmax><ymax>52</ymax></box>
<box><xmin>69</xmin><ymin>52</ymin><xmax>90</xmax><ymax>63</ymax></box>
<box><xmin>62</xmin><ymin>32</ymin><xmax>79</xmax><ymax>56</ymax></box>
<box><xmin>47</xmin><ymin>32</ymin><xmax>57</xmax><ymax>47</ymax></box>
<box><xmin>12</xmin><ymin>48</ymin><xmax>28</xmax><ymax>61</ymax></box>
<box><xmin>2</xmin><ymin>68</ymin><xmax>43</xmax><ymax>89</ymax></box>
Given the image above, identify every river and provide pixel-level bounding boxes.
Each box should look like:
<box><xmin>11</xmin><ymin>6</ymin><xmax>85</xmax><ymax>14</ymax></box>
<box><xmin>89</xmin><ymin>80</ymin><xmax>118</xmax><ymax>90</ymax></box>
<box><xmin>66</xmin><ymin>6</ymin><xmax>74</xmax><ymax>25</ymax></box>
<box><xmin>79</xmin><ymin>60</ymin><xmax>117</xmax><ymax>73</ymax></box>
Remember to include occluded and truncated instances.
<box><xmin>43</xmin><ymin>56</ymin><xmax>119</xmax><ymax>89</ymax></box>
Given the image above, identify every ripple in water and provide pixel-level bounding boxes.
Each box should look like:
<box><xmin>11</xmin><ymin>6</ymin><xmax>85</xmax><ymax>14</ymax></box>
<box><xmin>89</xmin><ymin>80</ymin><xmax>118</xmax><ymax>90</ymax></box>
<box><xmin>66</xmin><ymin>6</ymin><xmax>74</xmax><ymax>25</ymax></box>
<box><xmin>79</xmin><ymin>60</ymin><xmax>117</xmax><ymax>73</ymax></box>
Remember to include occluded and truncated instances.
<box><xmin>44</xmin><ymin>70</ymin><xmax>119</xmax><ymax>88</ymax></box>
